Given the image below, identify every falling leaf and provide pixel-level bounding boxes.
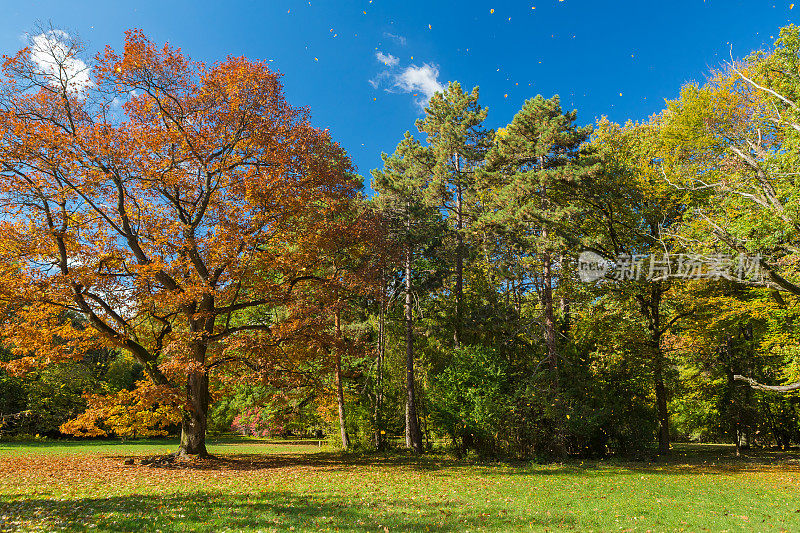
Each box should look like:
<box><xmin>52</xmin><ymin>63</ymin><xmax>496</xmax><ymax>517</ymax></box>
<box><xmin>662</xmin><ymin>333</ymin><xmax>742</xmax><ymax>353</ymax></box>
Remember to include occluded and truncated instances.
<box><xmin>490</xmin><ymin>8</ymin><xmax>495</xmax><ymax>13</ymax></box>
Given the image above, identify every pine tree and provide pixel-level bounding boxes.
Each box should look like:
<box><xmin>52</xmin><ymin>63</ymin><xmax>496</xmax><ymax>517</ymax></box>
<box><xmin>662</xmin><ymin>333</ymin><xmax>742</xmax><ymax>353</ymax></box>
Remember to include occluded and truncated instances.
<box><xmin>371</xmin><ymin>133</ymin><xmax>441</xmax><ymax>454</ymax></box>
<box><xmin>480</xmin><ymin>95</ymin><xmax>593</xmax><ymax>379</ymax></box>
<box><xmin>415</xmin><ymin>82</ymin><xmax>492</xmax><ymax>348</ymax></box>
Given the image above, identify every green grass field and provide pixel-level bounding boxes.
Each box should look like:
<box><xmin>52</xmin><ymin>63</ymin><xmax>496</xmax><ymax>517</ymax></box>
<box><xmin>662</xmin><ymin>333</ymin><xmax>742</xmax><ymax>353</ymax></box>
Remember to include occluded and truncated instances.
<box><xmin>1</xmin><ymin>439</ymin><xmax>799</xmax><ymax>532</ymax></box>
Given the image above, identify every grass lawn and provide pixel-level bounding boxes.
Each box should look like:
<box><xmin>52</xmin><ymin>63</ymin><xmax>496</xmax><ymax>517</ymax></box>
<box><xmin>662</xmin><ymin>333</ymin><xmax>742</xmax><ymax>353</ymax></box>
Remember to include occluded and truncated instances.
<box><xmin>0</xmin><ymin>440</ymin><xmax>799</xmax><ymax>532</ymax></box>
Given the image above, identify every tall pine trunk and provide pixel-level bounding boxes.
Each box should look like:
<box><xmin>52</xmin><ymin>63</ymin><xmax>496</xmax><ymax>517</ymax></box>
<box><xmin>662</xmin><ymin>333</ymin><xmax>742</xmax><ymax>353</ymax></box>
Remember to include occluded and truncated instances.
<box><xmin>404</xmin><ymin>242</ymin><xmax>423</xmax><ymax>453</ymax></box>
<box><xmin>559</xmin><ymin>254</ymin><xmax>571</xmax><ymax>339</ymax></box>
<box><xmin>454</xmin><ymin>156</ymin><xmax>464</xmax><ymax>349</ymax></box>
<box><xmin>540</xmin><ymin>181</ymin><xmax>558</xmax><ymax>380</ymax></box>
<box><xmin>542</xmin><ymin>249</ymin><xmax>558</xmax><ymax>377</ymax></box>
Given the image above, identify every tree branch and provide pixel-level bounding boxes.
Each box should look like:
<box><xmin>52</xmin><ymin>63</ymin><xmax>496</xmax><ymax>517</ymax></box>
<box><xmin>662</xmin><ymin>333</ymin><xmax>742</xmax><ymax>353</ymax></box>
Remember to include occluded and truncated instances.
<box><xmin>734</xmin><ymin>375</ymin><xmax>800</xmax><ymax>392</ymax></box>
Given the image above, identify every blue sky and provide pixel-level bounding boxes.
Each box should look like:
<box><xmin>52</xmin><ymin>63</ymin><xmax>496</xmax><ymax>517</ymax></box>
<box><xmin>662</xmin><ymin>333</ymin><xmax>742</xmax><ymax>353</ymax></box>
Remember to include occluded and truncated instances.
<box><xmin>1</xmin><ymin>1</ymin><xmax>797</xmax><ymax>193</ymax></box>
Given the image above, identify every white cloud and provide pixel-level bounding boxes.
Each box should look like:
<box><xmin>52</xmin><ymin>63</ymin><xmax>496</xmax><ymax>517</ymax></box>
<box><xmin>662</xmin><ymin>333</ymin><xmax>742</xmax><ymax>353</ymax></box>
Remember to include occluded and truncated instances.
<box><xmin>383</xmin><ymin>32</ymin><xmax>407</xmax><ymax>46</ymax></box>
<box><xmin>29</xmin><ymin>30</ymin><xmax>91</xmax><ymax>92</ymax></box>
<box><xmin>368</xmin><ymin>71</ymin><xmax>390</xmax><ymax>89</ymax></box>
<box><xmin>110</xmin><ymin>89</ymin><xmax>138</xmax><ymax>109</ymax></box>
<box><xmin>375</xmin><ymin>51</ymin><xmax>399</xmax><ymax>67</ymax></box>
<box><xmin>394</xmin><ymin>64</ymin><xmax>444</xmax><ymax>102</ymax></box>
<box><xmin>370</xmin><ymin>47</ymin><xmax>444</xmax><ymax>110</ymax></box>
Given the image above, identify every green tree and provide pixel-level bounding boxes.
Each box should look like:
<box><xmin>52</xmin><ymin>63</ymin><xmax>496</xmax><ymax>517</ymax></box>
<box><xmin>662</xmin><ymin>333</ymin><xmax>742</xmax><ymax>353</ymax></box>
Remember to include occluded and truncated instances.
<box><xmin>656</xmin><ymin>26</ymin><xmax>800</xmax><ymax>395</ymax></box>
<box><xmin>415</xmin><ymin>82</ymin><xmax>492</xmax><ymax>348</ymax></box>
<box><xmin>372</xmin><ymin>133</ymin><xmax>443</xmax><ymax>453</ymax></box>
<box><xmin>480</xmin><ymin>95</ymin><xmax>593</xmax><ymax>378</ymax></box>
<box><xmin>582</xmin><ymin>119</ymin><xmax>692</xmax><ymax>454</ymax></box>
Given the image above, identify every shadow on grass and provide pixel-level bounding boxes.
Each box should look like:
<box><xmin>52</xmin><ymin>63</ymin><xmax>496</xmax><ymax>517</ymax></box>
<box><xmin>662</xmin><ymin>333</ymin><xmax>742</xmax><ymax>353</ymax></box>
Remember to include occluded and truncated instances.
<box><xmin>107</xmin><ymin>450</ymin><xmax>612</xmax><ymax>478</ymax></box>
<box><xmin>0</xmin><ymin>490</ymin><xmax>574</xmax><ymax>532</ymax></box>
<box><xmin>107</xmin><ymin>450</ymin><xmax>471</xmax><ymax>474</ymax></box>
<box><xmin>88</xmin><ymin>442</ymin><xmax>800</xmax><ymax>479</ymax></box>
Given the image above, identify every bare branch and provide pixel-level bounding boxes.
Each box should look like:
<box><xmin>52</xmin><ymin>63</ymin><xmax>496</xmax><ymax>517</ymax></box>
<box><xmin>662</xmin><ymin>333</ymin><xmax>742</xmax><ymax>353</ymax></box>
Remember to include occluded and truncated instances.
<box><xmin>734</xmin><ymin>375</ymin><xmax>800</xmax><ymax>392</ymax></box>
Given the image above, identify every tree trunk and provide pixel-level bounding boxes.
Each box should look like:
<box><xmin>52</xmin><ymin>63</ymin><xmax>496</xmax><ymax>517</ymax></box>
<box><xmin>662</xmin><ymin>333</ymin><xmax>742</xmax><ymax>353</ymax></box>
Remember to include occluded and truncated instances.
<box><xmin>653</xmin><ymin>350</ymin><xmax>670</xmax><ymax>455</ymax></box>
<box><xmin>179</xmin><ymin>368</ymin><xmax>209</xmax><ymax>457</ymax></box>
<box><xmin>559</xmin><ymin>254</ymin><xmax>571</xmax><ymax>339</ymax></box>
<box><xmin>373</xmin><ymin>287</ymin><xmax>386</xmax><ymax>451</ymax></box>
<box><xmin>542</xmin><ymin>249</ymin><xmax>558</xmax><ymax>377</ymax></box>
<box><xmin>637</xmin><ymin>283</ymin><xmax>671</xmax><ymax>456</ymax></box>
<box><xmin>540</xmin><ymin>181</ymin><xmax>557</xmax><ymax>380</ymax></box>
<box><xmin>404</xmin><ymin>243</ymin><xmax>423</xmax><ymax>454</ymax></box>
<box><xmin>454</xmin><ymin>160</ymin><xmax>464</xmax><ymax>349</ymax></box>
<box><xmin>650</xmin><ymin>287</ymin><xmax>670</xmax><ymax>455</ymax></box>
<box><xmin>334</xmin><ymin>309</ymin><xmax>350</xmax><ymax>450</ymax></box>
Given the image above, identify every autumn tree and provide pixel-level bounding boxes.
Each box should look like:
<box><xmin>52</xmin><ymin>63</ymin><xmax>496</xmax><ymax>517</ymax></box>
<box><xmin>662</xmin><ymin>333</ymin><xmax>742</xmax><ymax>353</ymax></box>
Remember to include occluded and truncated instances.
<box><xmin>659</xmin><ymin>25</ymin><xmax>800</xmax><ymax>393</ymax></box>
<box><xmin>584</xmin><ymin>119</ymin><xmax>694</xmax><ymax>454</ymax></box>
<box><xmin>0</xmin><ymin>29</ymin><xmax>364</xmax><ymax>456</ymax></box>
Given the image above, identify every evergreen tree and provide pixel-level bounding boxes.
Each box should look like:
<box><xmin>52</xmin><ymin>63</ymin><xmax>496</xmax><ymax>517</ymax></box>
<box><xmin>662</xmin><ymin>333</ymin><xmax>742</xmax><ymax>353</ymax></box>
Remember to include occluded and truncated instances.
<box><xmin>371</xmin><ymin>133</ymin><xmax>442</xmax><ymax>453</ymax></box>
<box><xmin>415</xmin><ymin>82</ymin><xmax>493</xmax><ymax>348</ymax></box>
<box><xmin>480</xmin><ymin>95</ymin><xmax>593</xmax><ymax>378</ymax></box>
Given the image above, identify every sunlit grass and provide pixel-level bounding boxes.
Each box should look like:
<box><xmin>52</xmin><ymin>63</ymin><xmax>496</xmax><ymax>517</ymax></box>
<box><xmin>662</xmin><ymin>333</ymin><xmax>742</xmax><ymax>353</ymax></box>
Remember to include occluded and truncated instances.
<box><xmin>0</xmin><ymin>436</ymin><xmax>330</xmax><ymax>456</ymax></box>
<box><xmin>1</xmin><ymin>441</ymin><xmax>799</xmax><ymax>532</ymax></box>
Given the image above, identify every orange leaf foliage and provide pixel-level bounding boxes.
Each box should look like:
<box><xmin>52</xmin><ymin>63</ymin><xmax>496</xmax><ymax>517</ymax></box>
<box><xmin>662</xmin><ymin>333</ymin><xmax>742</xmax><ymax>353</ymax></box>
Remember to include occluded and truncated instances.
<box><xmin>0</xmin><ymin>29</ymin><xmax>381</xmax><ymax>432</ymax></box>
<box><xmin>61</xmin><ymin>381</ymin><xmax>182</xmax><ymax>438</ymax></box>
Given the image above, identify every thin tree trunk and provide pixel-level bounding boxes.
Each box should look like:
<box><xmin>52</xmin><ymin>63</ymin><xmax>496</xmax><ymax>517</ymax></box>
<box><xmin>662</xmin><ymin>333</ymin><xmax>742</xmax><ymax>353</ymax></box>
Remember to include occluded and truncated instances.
<box><xmin>742</xmin><ymin>323</ymin><xmax>753</xmax><ymax>450</ymax></box>
<box><xmin>653</xmin><ymin>349</ymin><xmax>670</xmax><ymax>455</ymax></box>
<box><xmin>559</xmin><ymin>254</ymin><xmax>571</xmax><ymax>339</ymax></box>
<box><xmin>454</xmin><ymin>156</ymin><xmax>464</xmax><ymax>349</ymax></box>
<box><xmin>542</xmin><ymin>249</ymin><xmax>558</xmax><ymax>377</ymax></box>
<box><xmin>334</xmin><ymin>308</ymin><xmax>350</xmax><ymax>450</ymax></box>
<box><xmin>724</xmin><ymin>335</ymin><xmax>741</xmax><ymax>456</ymax></box>
<box><xmin>404</xmin><ymin>242</ymin><xmax>423</xmax><ymax>454</ymax></box>
<box><xmin>374</xmin><ymin>284</ymin><xmax>386</xmax><ymax>451</ymax></box>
